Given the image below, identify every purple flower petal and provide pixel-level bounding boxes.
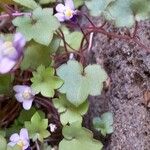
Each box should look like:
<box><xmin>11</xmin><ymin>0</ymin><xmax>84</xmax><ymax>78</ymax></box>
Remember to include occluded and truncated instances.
<box><xmin>65</xmin><ymin>0</ymin><xmax>75</xmax><ymax>10</ymax></box>
<box><xmin>70</xmin><ymin>15</ymin><xmax>77</xmax><ymax>22</ymax></box>
<box><xmin>0</xmin><ymin>39</ymin><xmax>4</xmax><ymax>45</ymax></box>
<box><xmin>20</xmin><ymin>128</ymin><xmax>29</xmax><ymax>140</ymax></box>
<box><xmin>22</xmin><ymin>100</ymin><xmax>33</xmax><ymax>110</ymax></box>
<box><xmin>15</xmin><ymin>93</ymin><xmax>24</xmax><ymax>102</ymax></box>
<box><xmin>23</xmin><ymin>141</ymin><xmax>30</xmax><ymax>150</ymax></box>
<box><xmin>13</xmin><ymin>32</ymin><xmax>26</xmax><ymax>55</ymax></box>
<box><xmin>8</xmin><ymin>128</ymin><xmax>30</xmax><ymax>149</ymax></box>
<box><xmin>0</xmin><ymin>57</ymin><xmax>16</xmax><ymax>74</ymax></box>
<box><xmin>0</xmin><ymin>52</ymin><xmax>2</xmax><ymax>61</ymax></box>
<box><xmin>13</xmin><ymin>85</ymin><xmax>30</xmax><ymax>93</ymax></box>
<box><xmin>56</xmin><ymin>4</ymin><xmax>65</xmax><ymax>13</ymax></box>
<box><xmin>1</xmin><ymin>42</ymin><xmax>18</xmax><ymax>60</ymax></box>
<box><xmin>55</xmin><ymin>13</ymin><xmax>65</xmax><ymax>22</ymax></box>
<box><xmin>13</xmin><ymin>85</ymin><xmax>35</xmax><ymax>110</ymax></box>
<box><xmin>10</xmin><ymin>133</ymin><xmax>20</xmax><ymax>143</ymax></box>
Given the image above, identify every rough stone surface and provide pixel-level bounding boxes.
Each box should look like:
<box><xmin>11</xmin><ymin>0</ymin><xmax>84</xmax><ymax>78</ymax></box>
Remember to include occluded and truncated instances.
<box><xmin>84</xmin><ymin>19</ymin><xmax>150</xmax><ymax>150</ymax></box>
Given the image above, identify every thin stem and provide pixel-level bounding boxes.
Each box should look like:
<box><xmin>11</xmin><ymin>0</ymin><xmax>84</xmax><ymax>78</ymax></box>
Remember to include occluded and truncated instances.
<box><xmin>56</xmin><ymin>30</ymin><xmax>77</xmax><ymax>51</ymax></box>
<box><xmin>34</xmin><ymin>96</ymin><xmax>60</xmax><ymax>123</ymax></box>
<box><xmin>99</xmin><ymin>21</ymin><xmax>107</xmax><ymax>28</ymax></box>
<box><xmin>133</xmin><ymin>38</ymin><xmax>150</xmax><ymax>51</ymax></box>
<box><xmin>87</xmin><ymin>27</ymin><xmax>150</xmax><ymax>51</ymax></box>
<box><xmin>132</xmin><ymin>21</ymin><xmax>138</xmax><ymax>38</ymax></box>
<box><xmin>0</xmin><ymin>12</ymin><xmax>32</xmax><ymax>20</ymax></box>
<box><xmin>35</xmin><ymin>140</ymin><xmax>40</xmax><ymax>150</ymax></box>
<box><xmin>58</xmin><ymin>29</ymin><xmax>68</xmax><ymax>53</ymax></box>
<box><xmin>77</xmin><ymin>21</ymin><xmax>88</xmax><ymax>42</ymax></box>
<box><xmin>83</xmin><ymin>13</ymin><xmax>96</xmax><ymax>27</ymax></box>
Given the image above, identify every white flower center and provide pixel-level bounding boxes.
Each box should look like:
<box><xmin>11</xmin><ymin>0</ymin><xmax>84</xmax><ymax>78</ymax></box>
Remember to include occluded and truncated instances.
<box><xmin>22</xmin><ymin>90</ymin><xmax>32</xmax><ymax>100</ymax></box>
<box><xmin>17</xmin><ymin>139</ymin><xmax>25</xmax><ymax>148</ymax></box>
<box><xmin>0</xmin><ymin>41</ymin><xmax>16</xmax><ymax>57</ymax></box>
<box><xmin>65</xmin><ymin>8</ymin><xmax>73</xmax><ymax>18</ymax></box>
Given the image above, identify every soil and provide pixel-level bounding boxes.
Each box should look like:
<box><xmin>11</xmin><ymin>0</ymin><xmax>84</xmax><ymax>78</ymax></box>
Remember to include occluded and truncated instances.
<box><xmin>84</xmin><ymin>18</ymin><xmax>150</xmax><ymax>150</ymax></box>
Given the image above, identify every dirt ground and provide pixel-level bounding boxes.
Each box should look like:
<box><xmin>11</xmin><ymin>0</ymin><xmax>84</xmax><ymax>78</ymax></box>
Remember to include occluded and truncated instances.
<box><xmin>84</xmin><ymin>18</ymin><xmax>150</xmax><ymax>150</ymax></box>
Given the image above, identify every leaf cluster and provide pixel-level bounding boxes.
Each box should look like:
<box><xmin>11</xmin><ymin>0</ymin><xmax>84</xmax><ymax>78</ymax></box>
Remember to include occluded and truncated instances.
<box><xmin>13</xmin><ymin>7</ymin><xmax>60</xmax><ymax>46</ymax></box>
<box><xmin>25</xmin><ymin>112</ymin><xmax>50</xmax><ymax>142</ymax></box>
<box><xmin>86</xmin><ymin>0</ymin><xmax>150</xmax><ymax>27</ymax></box>
<box><xmin>93</xmin><ymin>112</ymin><xmax>114</xmax><ymax>136</ymax></box>
<box><xmin>59</xmin><ymin>122</ymin><xmax>103</xmax><ymax>150</ymax></box>
<box><xmin>31</xmin><ymin>65</ymin><xmax>63</xmax><ymax>97</ymax></box>
<box><xmin>53</xmin><ymin>94</ymin><xmax>89</xmax><ymax>125</ymax></box>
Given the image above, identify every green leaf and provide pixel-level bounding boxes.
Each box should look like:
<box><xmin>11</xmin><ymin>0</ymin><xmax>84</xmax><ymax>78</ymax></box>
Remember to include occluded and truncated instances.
<box><xmin>0</xmin><ymin>135</ymin><xmax>7</xmax><ymax>150</ymax></box>
<box><xmin>131</xmin><ymin>0</ymin><xmax>150</xmax><ymax>21</ymax></box>
<box><xmin>13</xmin><ymin>7</ymin><xmax>60</xmax><ymax>46</ymax></box>
<box><xmin>56</xmin><ymin>60</ymin><xmax>107</xmax><ymax>106</ymax></box>
<box><xmin>41</xmin><ymin>143</ymin><xmax>52</xmax><ymax>150</ymax></box>
<box><xmin>7</xmin><ymin>145</ymin><xmax>22</xmax><ymax>150</ymax></box>
<box><xmin>6</xmin><ymin>108</ymin><xmax>39</xmax><ymax>137</ymax></box>
<box><xmin>21</xmin><ymin>36</ymin><xmax>60</xmax><ymax>70</ymax></box>
<box><xmin>6</xmin><ymin>110</ymin><xmax>46</xmax><ymax>139</ymax></box>
<box><xmin>21</xmin><ymin>41</ymin><xmax>51</xmax><ymax>70</ymax></box>
<box><xmin>39</xmin><ymin>0</ymin><xmax>55</xmax><ymax>4</ymax></box>
<box><xmin>17</xmin><ymin>107</ymin><xmax>37</xmax><ymax>124</ymax></box>
<box><xmin>86</xmin><ymin>0</ymin><xmax>150</xmax><ymax>27</ymax></box>
<box><xmin>59</xmin><ymin>123</ymin><xmax>103</xmax><ymax>150</ymax></box>
<box><xmin>31</xmin><ymin>65</ymin><xmax>63</xmax><ymax>97</ymax></box>
<box><xmin>65</xmin><ymin>31</ymin><xmax>83</xmax><ymax>51</ymax></box>
<box><xmin>6</xmin><ymin>119</ymin><xmax>24</xmax><ymax>137</ymax></box>
<box><xmin>25</xmin><ymin>112</ymin><xmax>50</xmax><ymax>142</ymax></box>
<box><xmin>13</xmin><ymin>0</ymin><xmax>39</xmax><ymax>9</ymax></box>
<box><xmin>53</xmin><ymin>94</ymin><xmax>89</xmax><ymax>125</ymax></box>
<box><xmin>57</xmin><ymin>60</ymin><xmax>88</xmax><ymax>106</ymax></box>
<box><xmin>49</xmin><ymin>35</ymin><xmax>61</xmax><ymax>54</ymax></box>
<box><xmin>6</xmin><ymin>120</ymin><xmax>22</xmax><ymax>137</ymax></box>
<box><xmin>61</xmin><ymin>27</ymin><xmax>83</xmax><ymax>52</ymax></box>
<box><xmin>0</xmin><ymin>74</ymin><xmax>11</xmax><ymax>95</ymax></box>
<box><xmin>104</xmin><ymin>0</ymin><xmax>135</xmax><ymax>27</ymax></box>
<box><xmin>85</xmin><ymin>0</ymin><xmax>114</xmax><ymax>16</ymax></box>
<box><xmin>93</xmin><ymin>112</ymin><xmax>114</xmax><ymax>136</ymax></box>
<box><xmin>74</xmin><ymin>0</ymin><xmax>84</xmax><ymax>8</ymax></box>
<box><xmin>85</xmin><ymin>64</ymin><xmax>107</xmax><ymax>95</ymax></box>
<box><xmin>0</xmin><ymin>130</ymin><xmax>6</xmax><ymax>137</ymax></box>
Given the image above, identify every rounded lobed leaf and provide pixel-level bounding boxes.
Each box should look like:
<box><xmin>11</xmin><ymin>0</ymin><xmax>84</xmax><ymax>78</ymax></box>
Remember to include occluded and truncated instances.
<box><xmin>86</xmin><ymin>0</ymin><xmax>150</xmax><ymax>27</ymax></box>
<box><xmin>93</xmin><ymin>112</ymin><xmax>114</xmax><ymax>136</ymax></box>
<box><xmin>13</xmin><ymin>8</ymin><xmax>60</xmax><ymax>45</ymax></box>
<box><xmin>57</xmin><ymin>60</ymin><xmax>107</xmax><ymax>106</ymax></box>
<box><xmin>53</xmin><ymin>94</ymin><xmax>89</xmax><ymax>125</ymax></box>
<box><xmin>59</xmin><ymin>123</ymin><xmax>103</xmax><ymax>150</ymax></box>
<box><xmin>31</xmin><ymin>65</ymin><xmax>63</xmax><ymax>98</ymax></box>
<box><xmin>0</xmin><ymin>135</ymin><xmax>7</xmax><ymax>150</ymax></box>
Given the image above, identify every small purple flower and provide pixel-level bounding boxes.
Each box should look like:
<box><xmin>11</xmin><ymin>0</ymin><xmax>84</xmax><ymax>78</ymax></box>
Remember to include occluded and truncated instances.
<box><xmin>8</xmin><ymin>128</ymin><xmax>29</xmax><ymax>150</ymax></box>
<box><xmin>13</xmin><ymin>85</ymin><xmax>35</xmax><ymax>110</ymax></box>
<box><xmin>0</xmin><ymin>32</ymin><xmax>26</xmax><ymax>74</ymax></box>
<box><xmin>54</xmin><ymin>0</ymin><xmax>77</xmax><ymax>22</ymax></box>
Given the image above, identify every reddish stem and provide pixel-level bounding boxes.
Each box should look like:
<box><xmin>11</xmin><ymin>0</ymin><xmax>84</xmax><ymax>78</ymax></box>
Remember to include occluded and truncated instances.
<box><xmin>132</xmin><ymin>21</ymin><xmax>138</xmax><ymax>38</ymax></box>
<box><xmin>83</xmin><ymin>26</ymin><xmax>150</xmax><ymax>51</ymax></box>
<box><xmin>0</xmin><ymin>12</ymin><xmax>31</xmax><ymax>20</ymax></box>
